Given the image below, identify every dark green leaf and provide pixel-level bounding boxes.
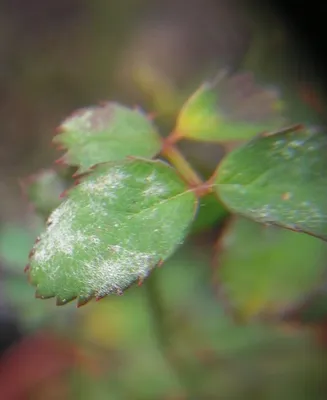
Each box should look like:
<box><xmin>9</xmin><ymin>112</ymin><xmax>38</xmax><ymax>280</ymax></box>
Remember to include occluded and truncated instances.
<box><xmin>27</xmin><ymin>159</ymin><xmax>198</xmax><ymax>306</ymax></box>
<box><xmin>54</xmin><ymin>103</ymin><xmax>162</xmax><ymax>172</ymax></box>
<box><xmin>215</xmin><ymin>127</ymin><xmax>327</xmax><ymax>241</ymax></box>
<box><xmin>215</xmin><ymin>218</ymin><xmax>327</xmax><ymax>320</ymax></box>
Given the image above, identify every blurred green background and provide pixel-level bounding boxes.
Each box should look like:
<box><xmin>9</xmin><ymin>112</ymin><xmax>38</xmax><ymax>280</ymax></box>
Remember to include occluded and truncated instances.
<box><xmin>1</xmin><ymin>1</ymin><xmax>327</xmax><ymax>399</ymax></box>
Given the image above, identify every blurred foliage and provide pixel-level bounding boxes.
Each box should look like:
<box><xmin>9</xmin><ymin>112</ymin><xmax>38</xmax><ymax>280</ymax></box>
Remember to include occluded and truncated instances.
<box><xmin>175</xmin><ymin>72</ymin><xmax>285</xmax><ymax>142</ymax></box>
<box><xmin>2</xmin><ymin>222</ymin><xmax>327</xmax><ymax>398</ymax></box>
<box><xmin>1</xmin><ymin>0</ymin><xmax>327</xmax><ymax>399</ymax></box>
<box><xmin>216</xmin><ymin>217</ymin><xmax>327</xmax><ymax>321</ymax></box>
<box><xmin>20</xmin><ymin>169</ymin><xmax>66</xmax><ymax>219</ymax></box>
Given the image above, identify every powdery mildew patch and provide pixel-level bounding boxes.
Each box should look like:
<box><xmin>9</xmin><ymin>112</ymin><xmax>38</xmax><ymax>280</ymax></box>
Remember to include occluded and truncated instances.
<box><xmin>61</xmin><ymin>108</ymin><xmax>95</xmax><ymax>136</ymax></box>
<box><xmin>80</xmin><ymin>167</ymin><xmax>130</xmax><ymax>197</ymax></box>
<box><xmin>33</xmin><ymin>199</ymin><xmax>88</xmax><ymax>266</ymax></box>
<box><xmin>82</xmin><ymin>246</ymin><xmax>157</xmax><ymax>297</ymax></box>
<box><xmin>143</xmin><ymin>181</ymin><xmax>168</xmax><ymax>197</ymax></box>
<box><xmin>247</xmin><ymin>201</ymin><xmax>326</xmax><ymax>231</ymax></box>
<box><xmin>28</xmin><ymin>160</ymin><xmax>198</xmax><ymax>304</ymax></box>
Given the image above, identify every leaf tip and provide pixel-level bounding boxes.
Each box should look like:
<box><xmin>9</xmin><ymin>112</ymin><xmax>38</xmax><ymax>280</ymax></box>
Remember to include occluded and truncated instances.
<box><xmin>28</xmin><ymin>248</ymin><xmax>35</xmax><ymax>258</ymax></box>
<box><xmin>77</xmin><ymin>295</ymin><xmax>92</xmax><ymax>308</ymax></box>
<box><xmin>59</xmin><ymin>189</ymin><xmax>69</xmax><ymax>199</ymax></box>
<box><xmin>95</xmin><ymin>294</ymin><xmax>106</xmax><ymax>302</ymax></box>
<box><xmin>35</xmin><ymin>288</ymin><xmax>55</xmax><ymax>300</ymax></box>
<box><xmin>55</xmin><ymin>157</ymin><xmax>66</xmax><ymax>166</ymax></box>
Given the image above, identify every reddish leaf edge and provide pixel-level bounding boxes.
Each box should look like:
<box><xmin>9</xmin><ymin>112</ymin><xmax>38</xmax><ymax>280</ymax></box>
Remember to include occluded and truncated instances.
<box><xmin>25</xmin><ymin>259</ymin><xmax>164</xmax><ymax>308</ymax></box>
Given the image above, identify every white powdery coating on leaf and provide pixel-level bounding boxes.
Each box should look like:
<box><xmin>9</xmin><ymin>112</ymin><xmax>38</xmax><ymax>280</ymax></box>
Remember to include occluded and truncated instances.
<box><xmin>80</xmin><ymin>167</ymin><xmax>130</xmax><ymax>197</ymax></box>
<box><xmin>146</xmin><ymin>171</ymin><xmax>158</xmax><ymax>182</ymax></box>
<box><xmin>248</xmin><ymin>201</ymin><xmax>326</xmax><ymax>229</ymax></box>
<box><xmin>143</xmin><ymin>181</ymin><xmax>168</xmax><ymax>197</ymax></box>
<box><xmin>32</xmin><ymin>198</ymin><xmax>88</xmax><ymax>265</ymax></box>
<box><xmin>61</xmin><ymin>109</ymin><xmax>94</xmax><ymax>134</ymax></box>
<box><xmin>83</xmin><ymin>246</ymin><xmax>157</xmax><ymax>296</ymax></box>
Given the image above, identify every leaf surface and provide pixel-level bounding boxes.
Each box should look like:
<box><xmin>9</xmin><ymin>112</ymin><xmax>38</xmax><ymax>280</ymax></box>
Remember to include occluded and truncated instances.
<box><xmin>27</xmin><ymin>159</ymin><xmax>198</xmax><ymax>306</ymax></box>
<box><xmin>54</xmin><ymin>103</ymin><xmax>161</xmax><ymax>172</ymax></box>
<box><xmin>176</xmin><ymin>72</ymin><xmax>284</xmax><ymax>142</ymax></box>
<box><xmin>215</xmin><ymin>128</ymin><xmax>327</xmax><ymax>240</ymax></box>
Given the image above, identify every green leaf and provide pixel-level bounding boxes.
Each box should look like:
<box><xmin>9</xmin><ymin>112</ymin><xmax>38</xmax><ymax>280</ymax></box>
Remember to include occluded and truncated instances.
<box><xmin>54</xmin><ymin>102</ymin><xmax>162</xmax><ymax>172</ymax></box>
<box><xmin>215</xmin><ymin>218</ymin><xmax>327</xmax><ymax>320</ymax></box>
<box><xmin>21</xmin><ymin>169</ymin><xmax>66</xmax><ymax>218</ymax></box>
<box><xmin>175</xmin><ymin>72</ymin><xmax>284</xmax><ymax>142</ymax></box>
<box><xmin>27</xmin><ymin>159</ymin><xmax>198</xmax><ymax>306</ymax></box>
<box><xmin>214</xmin><ymin>127</ymin><xmax>327</xmax><ymax>241</ymax></box>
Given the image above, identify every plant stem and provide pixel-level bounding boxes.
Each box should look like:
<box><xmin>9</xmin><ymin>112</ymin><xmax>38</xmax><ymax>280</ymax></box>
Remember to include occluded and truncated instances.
<box><xmin>161</xmin><ymin>144</ymin><xmax>203</xmax><ymax>187</ymax></box>
<box><xmin>144</xmin><ymin>272</ymin><xmax>196</xmax><ymax>398</ymax></box>
<box><xmin>144</xmin><ymin>272</ymin><xmax>170</xmax><ymax>350</ymax></box>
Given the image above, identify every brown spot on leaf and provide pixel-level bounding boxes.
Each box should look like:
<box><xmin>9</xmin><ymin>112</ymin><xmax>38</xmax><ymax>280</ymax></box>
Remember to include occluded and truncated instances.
<box><xmin>281</xmin><ymin>192</ymin><xmax>291</xmax><ymax>200</ymax></box>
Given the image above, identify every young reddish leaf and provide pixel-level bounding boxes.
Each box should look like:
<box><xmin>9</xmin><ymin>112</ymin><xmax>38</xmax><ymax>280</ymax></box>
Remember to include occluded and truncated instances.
<box><xmin>53</xmin><ymin>102</ymin><xmax>162</xmax><ymax>173</ymax></box>
<box><xmin>214</xmin><ymin>127</ymin><xmax>327</xmax><ymax>241</ymax></box>
<box><xmin>27</xmin><ymin>159</ymin><xmax>198</xmax><ymax>306</ymax></box>
<box><xmin>175</xmin><ymin>72</ymin><xmax>284</xmax><ymax>142</ymax></box>
<box><xmin>20</xmin><ymin>169</ymin><xmax>67</xmax><ymax>218</ymax></box>
<box><xmin>215</xmin><ymin>218</ymin><xmax>327</xmax><ymax>321</ymax></box>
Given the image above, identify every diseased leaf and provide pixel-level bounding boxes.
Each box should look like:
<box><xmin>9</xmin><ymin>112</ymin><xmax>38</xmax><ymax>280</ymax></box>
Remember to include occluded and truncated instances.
<box><xmin>214</xmin><ymin>127</ymin><xmax>327</xmax><ymax>241</ymax></box>
<box><xmin>27</xmin><ymin>159</ymin><xmax>198</xmax><ymax>306</ymax></box>
<box><xmin>54</xmin><ymin>102</ymin><xmax>162</xmax><ymax>172</ymax></box>
<box><xmin>21</xmin><ymin>169</ymin><xmax>66</xmax><ymax>218</ymax></box>
<box><xmin>175</xmin><ymin>72</ymin><xmax>284</xmax><ymax>142</ymax></box>
<box><xmin>215</xmin><ymin>218</ymin><xmax>327</xmax><ymax>321</ymax></box>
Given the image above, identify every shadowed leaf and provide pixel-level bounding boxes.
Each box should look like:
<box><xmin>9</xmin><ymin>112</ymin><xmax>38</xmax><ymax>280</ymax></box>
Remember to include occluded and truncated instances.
<box><xmin>21</xmin><ymin>169</ymin><xmax>66</xmax><ymax>218</ymax></box>
<box><xmin>280</xmin><ymin>285</ymin><xmax>327</xmax><ymax>326</ymax></box>
<box><xmin>191</xmin><ymin>193</ymin><xmax>228</xmax><ymax>233</ymax></box>
<box><xmin>215</xmin><ymin>218</ymin><xmax>327</xmax><ymax>321</ymax></box>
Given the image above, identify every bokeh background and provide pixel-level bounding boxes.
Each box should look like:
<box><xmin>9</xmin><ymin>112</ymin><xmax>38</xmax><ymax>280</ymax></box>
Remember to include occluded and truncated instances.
<box><xmin>1</xmin><ymin>1</ymin><xmax>327</xmax><ymax>399</ymax></box>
